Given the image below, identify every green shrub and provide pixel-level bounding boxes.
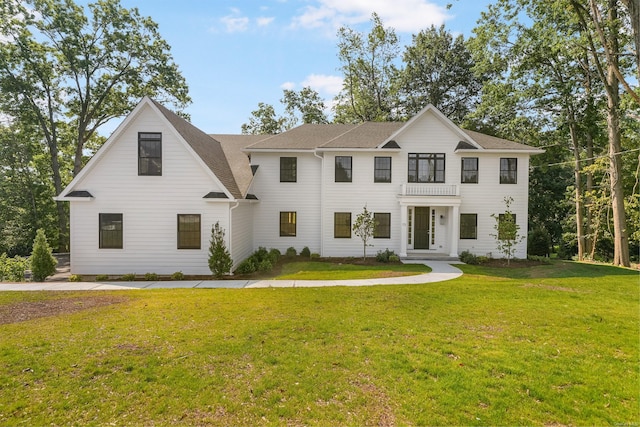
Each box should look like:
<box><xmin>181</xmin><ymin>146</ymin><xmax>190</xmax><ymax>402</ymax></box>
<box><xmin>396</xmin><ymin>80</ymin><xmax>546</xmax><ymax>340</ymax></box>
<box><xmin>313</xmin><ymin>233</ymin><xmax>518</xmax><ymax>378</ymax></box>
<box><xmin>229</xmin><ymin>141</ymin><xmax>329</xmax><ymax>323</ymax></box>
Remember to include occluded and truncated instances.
<box><xmin>528</xmin><ymin>228</ymin><xmax>551</xmax><ymax>257</ymax></box>
<box><xmin>68</xmin><ymin>274</ymin><xmax>83</xmax><ymax>282</ymax></box>
<box><xmin>0</xmin><ymin>253</ymin><xmax>28</xmax><ymax>282</ymax></box>
<box><xmin>528</xmin><ymin>255</ymin><xmax>551</xmax><ymax>264</ymax></box>
<box><xmin>286</xmin><ymin>247</ymin><xmax>297</xmax><ymax>257</ymax></box>
<box><xmin>268</xmin><ymin>248</ymin><xmax>281</xmax><ymax>264</ymax></box>
<box><xmin>121</xmin><ymin>273</ymin><xmax>136</xmax><ymax>281</ymax></box>
<box><xmin>388</xmin><ymin>255</ymin><xmax>400</xmax><ymax>262</ymax></box>
<box><xmin>459</xmin><ymin>250</ymin><xmax>480</xmax><ymax>265</ymax></box>
<box><xmin>310</xmin><ymin>253</ymin><xmax>320</xmax><ymax>259</ymax></box>
<box><xmin>300</xmin><ymin>246</ymin><xmax>311</xmax><ymax>258</ymax></box>
<box><xmin>30</xmin><ymin>229</ymin><xmax>57</xmax><ymax>282</ymax></box>
<box><xmin>171</xmin><ymin>271</ymin><xmax>185</xmax><ymax>280</ymax></box>
<box><xmin>209</xmin><ymin>222</ymin><xmax>233</xmax><ymax>278</ymax></box>
<box><xmin>376</xmin><ymin>248</ymin><xmax>396</xmax><ymax>263</ymax></box>
<box><xmin>95</xmin><ymin>274</ymin><xmax>109</xmax><ymax>281</ymax></box>
<box><xmin>144</xmin><ymin>272</ymin><xmax>158</xmax><ymax>281</ymax></box>
<box><xmin>236</xmin><ymin>259</ymin><xmax>256</xmax><ymax>275</ymax></box>
<box><xmin>257</xmin><ymin>259</ymin><xmax>273</xmax><ymax>272</ymax></box>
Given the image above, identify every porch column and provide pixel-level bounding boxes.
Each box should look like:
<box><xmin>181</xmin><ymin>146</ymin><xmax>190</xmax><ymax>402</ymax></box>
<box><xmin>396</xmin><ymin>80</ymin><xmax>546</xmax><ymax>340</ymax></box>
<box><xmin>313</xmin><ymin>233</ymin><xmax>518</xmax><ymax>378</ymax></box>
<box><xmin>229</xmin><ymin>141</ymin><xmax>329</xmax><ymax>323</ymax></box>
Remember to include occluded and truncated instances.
<box><xmin>400</xmin><ymin>204</ymin><xmax>408</xmax><ymax>257</ymax></box>
<box><xmin>449</xmin><ymin>205</ymin><xmax>460</xmax><ymax>257</ymax></box>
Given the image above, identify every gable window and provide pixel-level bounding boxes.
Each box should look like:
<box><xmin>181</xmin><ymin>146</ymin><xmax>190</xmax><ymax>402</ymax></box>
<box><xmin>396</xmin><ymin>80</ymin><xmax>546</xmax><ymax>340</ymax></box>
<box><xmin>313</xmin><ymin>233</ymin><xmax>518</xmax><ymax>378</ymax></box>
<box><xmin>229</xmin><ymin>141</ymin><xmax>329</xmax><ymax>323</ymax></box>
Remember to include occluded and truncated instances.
<box><xmin>460</xmin><ymin>214</ymin><xmax>477</xmax><ymax>239</ymax></box>
<box><xmin>280</xmin><ymin>211</ymin><xmax>297</xmax><ymax>237</ymax></box>
<box><xmin>99</xmin><ymin>213</ymin><xmax>123</xmax><ymax>249</ymax></box>
<box><xmin>280</xmin><ymin>157</ymin><xmax>297</xmax><ymax>182</ymax></box>
<box><xmin>334</xmin><ymin>212</ymin><xmax>351</xmax><ymax>238</ymax></box>
<box><xmin>498</xmin><ymin>214</ymin><xmax>517</xmax><ymax>240</ymax></box>
<box><xmin>500</xmin><ymin>158</ymin><xmax>517</xmax><ymax>184</ymax></box>
<box><xmin>374</xmin><ymin>213</ymin><xmax>391</xmax><ymax>238</ymax></box>
<box><xmin>138</xmin><ymin>132</ymin><xmax>162</xmax><ymax>176</ymax></box>
<box><xmin>177</xmin><ymin>214</ymin><xmax>201</xmax><ymax>249</ymax></box>
<box><xmin>374</xmin><ymin>157</ymin><xmax>392</xmax><ymax>183</ymax></box>
<box><xmin>408</xmin><ymin>153</ymin><xmax>445</xmax><ymax>183</ymax></box>
<box><xmin>335</xmin><ymin>156</ymin><xmax>352</xmax><ymax>182</ymax></box>
<box><xmin>461</xmin><ymin>158</ymin><xmax>478</xmax><ymax>184</ymax></box>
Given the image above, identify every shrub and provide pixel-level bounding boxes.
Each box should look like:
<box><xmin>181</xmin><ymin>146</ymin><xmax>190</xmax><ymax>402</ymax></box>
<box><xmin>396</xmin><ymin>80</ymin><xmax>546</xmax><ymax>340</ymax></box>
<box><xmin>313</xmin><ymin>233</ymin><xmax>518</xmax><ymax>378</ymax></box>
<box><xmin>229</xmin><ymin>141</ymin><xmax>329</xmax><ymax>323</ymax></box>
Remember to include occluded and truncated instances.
<box><xmin>310</xmin><ymin>253</ymin><xmax>320</xmax><ymax>259</ymax></box>
<box><xmin>236</xmin><ymin>258</ymin><xmax>256</xmax><ymax>275</ymax></box>
<box><xmin>121</xmin><ymin>273</ymin><xmax>136</xmax><ymax>281</ymax></box>
<box><xmin>30</xmin><ymin>229</ymin><xmax>57</xmax><ymax>282</ymax></box>
<box><xmin>144</xmin><ymin>272</ymin><xmax>158</xmax><ymax>281</ymax></box>
<box><xmin>528</xmin><ymin>228</ymin><xmax>551</xmax><ymax>257</ymax></box>
<box><xmin>171</xmin><ymin>271</ymin><xmax>185</xmax><ymax>281</ymax></box>
<box><xmin>68</xmin><ymin>274</ymin><xmax>83</xmax><ymax>282</ymax></box>
<box><xmin>268</xmin><ymin>248</ymin><xmax>281</xmax><ymax>264</ymax></box>
<box><xmin>459</xmin><ymin>250</ymin><xmax>480</xmax><ymax>265</ymax></box>
<box><xmin>257</xmin><ymin>259</ymin><xmax>273</xmax><ymax>272</ymax></box>
<box><xmin>388</xmin><ymin>255</ymin><xmax>400</xmax><ymax>262</ymax></box>
<box><xmin>376</xmin><ymin>248</ymin><xmax>396</xmax><ymax>263</ymax></box>
<box><xmin>209</xmin><ymin>222</ymin><xmax>233</xmax><ymax>278</ymax></box>
<box><xmin>95</xmin><ymin>274</ymin><xmax>109</xmax><ymax>281</ymax></box>
<box><xmin>300</xmin><ymin>246</ymin><xmax>311</xmax><ymax>258</ymax></box>
<box><xmin>527</xmin><ymin>255</ymin><xmax>551</xmax><ymax>264</ymax></box>
<box><xmin>286</xmin><ymin>247</ymin><xmax>297</xmax><ymax>257</ymax></box>
<box><xmin>0</xmin><ymin>253</ymin><xmax>28</xmax><ymax>282</ymax></box>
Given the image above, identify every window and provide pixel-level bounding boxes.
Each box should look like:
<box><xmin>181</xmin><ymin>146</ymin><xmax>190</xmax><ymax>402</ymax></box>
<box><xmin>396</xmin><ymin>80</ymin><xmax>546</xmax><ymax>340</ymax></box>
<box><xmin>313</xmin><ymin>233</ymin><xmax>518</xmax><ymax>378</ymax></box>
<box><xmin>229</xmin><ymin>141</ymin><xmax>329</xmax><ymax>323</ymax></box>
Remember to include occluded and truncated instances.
<box><xmin>335</xmin><ymin>156</ymin><xmax>352</xmax><ymax>182</ymax></box>
<box><xmin>280</xmin><ymin>157</ymin><xmax>297</xmax><ymax>182</ymax></box>
<box><xmin>177</xmin><ymin>214</ymin><xmax>201</xmax><ymax>249</ymax></box>
<box><xmin>460</xmin><ymin>214</ymin><xmax>477</xmax><ymax>239</ymax></box>
<box><xmin>500</xmin><ymin>158</ymin><xmax>517</xmax><ymax>184</ymax></box>
<box><xmin>498</xmin><ymin>214</ymin><xmax>517</xmax><ymax>240</ymax></box>
<box><xmin>408</xmin><ymin>153</ymin><xmax>445</xmax><ymax>183</ymax></box>
<box><xmin>374</xmin><ymin>213</ymin><xmax>391</xmax><ymax>238</ymax></box>
<box><xmin>461</xmin><ymin>158</ymin><xmax>478</xmax><ymax>184</ymax></box>
<box><xmin>280</xmin><ymin>211</ymin><xmax>297</xmax><ymax>237</ymax></box>
<box><xmin>99</xmin><ymin>213</ymin><xmax>123</xmax><ymax>249</ymax></box>
<box><xmin>334</xmin><ymin>212</ymin><xmax>351</xmax><ymax>238</ymax></box>
<box><xmin>374</xmin><ymin>157</ymin><xmax>392</xmax><ymax>183</ymax></box>
<box><xmin>138</xmin><ymin>132</ymin><xmax>162</xmax><ymax>176</ymax></box>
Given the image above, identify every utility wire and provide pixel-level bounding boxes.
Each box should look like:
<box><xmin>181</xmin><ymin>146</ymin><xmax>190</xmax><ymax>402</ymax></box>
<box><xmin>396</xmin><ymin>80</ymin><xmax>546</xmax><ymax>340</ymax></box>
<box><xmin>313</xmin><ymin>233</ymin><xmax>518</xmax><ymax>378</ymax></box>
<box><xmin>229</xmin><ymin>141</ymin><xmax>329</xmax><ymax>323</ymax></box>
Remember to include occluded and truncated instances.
<box><xmin>530</xmin><ymin>147</ymin><xmax>640</xmax><ymax>169</ymax></box>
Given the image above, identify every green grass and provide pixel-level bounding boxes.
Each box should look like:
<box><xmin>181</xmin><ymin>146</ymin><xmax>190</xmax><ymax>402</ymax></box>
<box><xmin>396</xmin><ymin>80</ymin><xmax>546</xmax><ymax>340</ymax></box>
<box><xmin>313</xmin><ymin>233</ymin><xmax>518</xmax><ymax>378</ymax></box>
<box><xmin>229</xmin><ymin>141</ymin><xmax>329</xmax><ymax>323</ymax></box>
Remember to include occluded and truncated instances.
<box><xmin>276</xmin><ymin>260</ymin><xmax>431</xmax><ymax>280</ymax></box>
<box><xmin>0</xmin><ymin>261</ymin><xmax>637</xmax><ymax>425</ymax></box>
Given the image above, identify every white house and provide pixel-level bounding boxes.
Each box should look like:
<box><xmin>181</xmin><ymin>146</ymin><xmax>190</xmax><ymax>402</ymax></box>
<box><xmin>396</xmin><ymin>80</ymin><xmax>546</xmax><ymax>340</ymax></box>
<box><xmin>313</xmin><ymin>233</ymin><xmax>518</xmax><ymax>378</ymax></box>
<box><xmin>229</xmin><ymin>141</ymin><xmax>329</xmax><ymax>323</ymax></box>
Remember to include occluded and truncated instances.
<box><xmin>56</xmin><ymin>97</ymin><xmax>543</xmax><ymax>275</ymax></box>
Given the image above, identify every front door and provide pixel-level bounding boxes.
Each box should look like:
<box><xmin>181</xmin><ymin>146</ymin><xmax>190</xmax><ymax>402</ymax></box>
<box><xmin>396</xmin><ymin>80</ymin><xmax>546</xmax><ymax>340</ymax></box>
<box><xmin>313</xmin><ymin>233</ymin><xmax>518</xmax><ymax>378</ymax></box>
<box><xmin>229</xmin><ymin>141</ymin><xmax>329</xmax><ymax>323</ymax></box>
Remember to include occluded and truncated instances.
<box><xmin>414</xmin><ymin>207</ymin><xmax>430</xmax><ymax>249</ymax></box>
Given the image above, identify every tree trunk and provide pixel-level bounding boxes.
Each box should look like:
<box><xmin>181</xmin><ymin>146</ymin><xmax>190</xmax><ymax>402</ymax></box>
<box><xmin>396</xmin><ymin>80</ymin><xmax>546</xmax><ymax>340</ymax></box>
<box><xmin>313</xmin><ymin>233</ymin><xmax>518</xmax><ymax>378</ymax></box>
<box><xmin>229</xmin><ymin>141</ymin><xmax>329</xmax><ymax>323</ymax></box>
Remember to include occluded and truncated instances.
<box><xmin>568</xmin><ymin>116</ymin><xmax>586</xmax><ymax>260</ymax></box>
<box><xmin>47</xmin><ymin>139</ymin><xmax>69</xmax><ymax>252</ymax></box>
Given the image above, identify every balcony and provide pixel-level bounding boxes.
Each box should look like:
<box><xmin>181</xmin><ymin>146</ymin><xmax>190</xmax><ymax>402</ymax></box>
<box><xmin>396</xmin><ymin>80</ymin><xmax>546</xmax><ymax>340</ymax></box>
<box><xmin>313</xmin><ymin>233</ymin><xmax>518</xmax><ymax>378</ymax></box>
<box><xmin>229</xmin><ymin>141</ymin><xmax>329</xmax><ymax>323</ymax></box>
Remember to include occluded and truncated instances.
<box><xmin>400</xmin><ymin>183</ymin><xmax>460</xmax><ymax>196</ymax></box>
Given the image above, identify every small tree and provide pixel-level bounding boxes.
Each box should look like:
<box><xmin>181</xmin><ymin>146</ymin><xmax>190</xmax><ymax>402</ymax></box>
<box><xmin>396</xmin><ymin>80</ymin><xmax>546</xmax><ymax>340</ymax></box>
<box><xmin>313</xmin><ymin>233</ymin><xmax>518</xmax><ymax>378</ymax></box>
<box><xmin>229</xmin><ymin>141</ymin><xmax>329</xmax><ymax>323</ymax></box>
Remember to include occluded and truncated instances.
<box><xmin>490</xmin><ymin>197</ymin><xmax>525</xmax><ymax>265</ymax></box>
<box><xmin>30</xmin><ymin>229</ymin><xmax>57</xmax><ymax>282</ymax></box>
<box><xmin>353</xmin><ymin>206</ymin><xmax>378</xmax><ymax>260</ymax></box>
<box><xmin>208</xmin><ymin>222</ymin><xmax>232</xmax><ymax>278</ymax></box>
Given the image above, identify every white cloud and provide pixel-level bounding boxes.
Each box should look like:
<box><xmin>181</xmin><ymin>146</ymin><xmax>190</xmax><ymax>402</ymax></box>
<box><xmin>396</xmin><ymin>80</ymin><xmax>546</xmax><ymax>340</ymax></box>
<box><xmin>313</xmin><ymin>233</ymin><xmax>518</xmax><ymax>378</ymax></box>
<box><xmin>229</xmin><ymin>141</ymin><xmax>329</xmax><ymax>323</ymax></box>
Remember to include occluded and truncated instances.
<box><xmin>256</xmin><ymin>16</ymin><xmax>275</xmax><ymax>27</ymax></box>
<box><xmin>301</xmin><ymin>74</ymin><xmax>344</xmax><ymax>97</ymax></box>
<box><xmin>280</xmin><ymin>81</ymin><xmax>296</xmax><ymax>90</ymax></box>
<box><xmin>291</xmin><ymin>0</ymin><xmax>451</xmax><ymax>34</ymax></box>
<box><xmin>221</xmin><ymin>11</ymin><xmax>250</xmax><ymax>33</ymax></box>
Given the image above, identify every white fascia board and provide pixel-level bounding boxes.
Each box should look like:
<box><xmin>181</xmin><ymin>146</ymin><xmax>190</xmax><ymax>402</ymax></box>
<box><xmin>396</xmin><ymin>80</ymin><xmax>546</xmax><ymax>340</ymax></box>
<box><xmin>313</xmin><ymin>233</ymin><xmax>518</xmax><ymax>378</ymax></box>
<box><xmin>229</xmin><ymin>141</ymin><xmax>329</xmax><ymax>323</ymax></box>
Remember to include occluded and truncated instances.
<box><xmin>315</xmin><ymin>147</ymin><xmax>401</xmax><ymax>153</ymax></box>
<box><xmin>455</xmin><ymin>148</ymin><xmax>545</xmax><ymax>155</ymax></box>
<box><xmin>243</xmin><ymin>148</ymin><xmax>315</xmax><ymax>153</ymax></box>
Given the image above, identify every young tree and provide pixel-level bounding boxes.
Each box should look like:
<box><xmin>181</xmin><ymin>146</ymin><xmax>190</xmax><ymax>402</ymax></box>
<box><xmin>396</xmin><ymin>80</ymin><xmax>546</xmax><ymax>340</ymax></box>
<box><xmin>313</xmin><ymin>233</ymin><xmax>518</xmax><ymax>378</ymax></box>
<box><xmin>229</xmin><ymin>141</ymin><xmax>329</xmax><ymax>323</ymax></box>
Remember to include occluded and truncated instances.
<box><xmin>352</xmin><ymin>206</ymin><xmax>377</xmax><ymax>261</ymax></box>
<box><xmin>208</xmin><ymin>222</ymin><xmax>232</xmax><ymax>278</ymax></box>
<box><xmin>490</xmin><ymin>197</ymin><xmax>525</xmax><ymax>265</ymax></box>
<box><xmin>30</xmin><ymin>228</ymin><xmax>57</xmax><ymax>282</ymax></box>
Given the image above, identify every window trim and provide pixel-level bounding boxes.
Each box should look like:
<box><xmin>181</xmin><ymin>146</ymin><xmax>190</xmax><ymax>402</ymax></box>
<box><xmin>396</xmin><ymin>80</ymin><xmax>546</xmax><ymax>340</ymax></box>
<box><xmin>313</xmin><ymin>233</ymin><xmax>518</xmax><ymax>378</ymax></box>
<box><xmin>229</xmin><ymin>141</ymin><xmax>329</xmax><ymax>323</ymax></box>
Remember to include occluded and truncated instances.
<box><xmin>374</xmin><ymin>156</ymin><xmax>392</xmax><ymax>183</ymax></box>
<box><xmin>335</xmin><ymin>156</ymin><xmax>352</xmax><ymax>182</ymax></box>
<box><xmin>279</xmin><ymin>211</ymin><xmax>297</xmax><ymax>237</ymax></box>
<box><xmin>373</xmin><ymin>213</ymin><xmax>391</xmax><ymax>239</ymax></box>
<box><xmin>408</xmin><ymin>153</ymin><xmax>446</xmax><ymax>183</ymax></box>
<box><xmin>177</xmin><ymin>214</ymin><xmax>201</xmax><ymax>250</ymax></box>
<box><xmin>138</xmin><ymin>132</ymin><xmax>162</xmax><ymax>176</ymax></box>
<box><xmin>334</xmin><ymin>212</ymin><xmax>352</xmax><ymax>238</ymax></box>
<box><xmin>460</xmin><ymin>213</ymin><xmax>478</xmax><ymax>239</ymax></box>
<box><xmin>99</xmin><ymin>213</ymin><xmax>123</xmax><ymax>249</ymax></box>
<box><xmin>500</xmin><ymin>158</ymin><xmax>517</xmax><ymax>184</ymax></box>
<box><xmin>280</xmin><ymin>157</ymin><xmax>297</xmax><ymax>182</ymax></box>
<box><xmin>461</xmin><ymin>157</ymin><xmax>478</xmax><ymax>184</ymax></box>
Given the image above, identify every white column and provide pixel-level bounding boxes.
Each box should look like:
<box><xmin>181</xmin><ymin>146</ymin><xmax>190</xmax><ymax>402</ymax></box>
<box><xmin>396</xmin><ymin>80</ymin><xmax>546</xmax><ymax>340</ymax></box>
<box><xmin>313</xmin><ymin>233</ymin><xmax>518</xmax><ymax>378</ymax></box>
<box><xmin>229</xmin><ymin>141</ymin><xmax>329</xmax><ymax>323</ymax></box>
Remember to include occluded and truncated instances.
<box><xmin>400</xmin><ymin>203</ymin><xmax>408</xmax><ymax>257</ymax></box>
<box><xmin>449</xmin><ymin>205</ymin><xmax>460</xmax><ymax>257</ymax></box>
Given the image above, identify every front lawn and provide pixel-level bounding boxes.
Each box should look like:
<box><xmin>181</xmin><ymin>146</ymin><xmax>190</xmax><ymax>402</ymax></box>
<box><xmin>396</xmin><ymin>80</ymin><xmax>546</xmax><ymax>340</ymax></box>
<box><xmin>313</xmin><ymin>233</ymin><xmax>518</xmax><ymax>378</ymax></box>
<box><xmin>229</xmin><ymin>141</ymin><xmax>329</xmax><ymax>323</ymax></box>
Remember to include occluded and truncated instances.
<box><xmin>275</xmin><ymin>259</ymin><xmax>431</xmax><ymax>280</ymax></box>
<box><xmin>0</xmin><ymin>261</ymin><xmax>637</xmax><ymax>425</ymax></box>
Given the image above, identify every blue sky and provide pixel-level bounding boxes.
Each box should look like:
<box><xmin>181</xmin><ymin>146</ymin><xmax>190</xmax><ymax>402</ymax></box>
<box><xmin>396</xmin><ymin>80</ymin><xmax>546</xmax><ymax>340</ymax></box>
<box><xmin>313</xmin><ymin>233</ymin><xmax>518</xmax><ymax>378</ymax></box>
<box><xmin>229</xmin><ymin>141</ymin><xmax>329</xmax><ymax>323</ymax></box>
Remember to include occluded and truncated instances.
<box><xmin>111</xmin><ymin>0</ymin><xmax>494</xmax><ymax>134</ymax></box>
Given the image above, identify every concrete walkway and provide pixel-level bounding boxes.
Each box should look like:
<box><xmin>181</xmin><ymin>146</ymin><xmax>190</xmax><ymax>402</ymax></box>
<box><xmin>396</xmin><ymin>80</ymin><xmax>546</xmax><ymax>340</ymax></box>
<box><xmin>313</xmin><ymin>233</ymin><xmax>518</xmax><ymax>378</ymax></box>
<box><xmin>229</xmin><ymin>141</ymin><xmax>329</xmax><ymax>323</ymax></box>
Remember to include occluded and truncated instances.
<box><xmin>0</xmin><ymin>261</ymin><xmax>463</xmax><ymax>291</ymax></box>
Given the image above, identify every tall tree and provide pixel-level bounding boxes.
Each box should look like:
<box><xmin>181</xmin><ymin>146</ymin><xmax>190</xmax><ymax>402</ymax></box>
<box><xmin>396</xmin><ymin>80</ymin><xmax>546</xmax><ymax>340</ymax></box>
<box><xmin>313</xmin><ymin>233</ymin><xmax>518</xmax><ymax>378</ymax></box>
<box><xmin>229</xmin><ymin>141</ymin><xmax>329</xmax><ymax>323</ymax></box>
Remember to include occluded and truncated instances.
<box><xmin>334</xmin><ymin>13</ymin><xmax>400</xmax><ymax>123</ymax></box>
<box><xmin>399</xmin><ymin>25</ymin><xmax>485</xmax><ymax>123</ymax></box>
<box><xmin>0</xmin><ymin>0</ymin><xmax>190</xmax><ymax>251</ymax></box>
<box><xmin>241</xmin><ymin>102</ymin><xmax>288</xmax><ymax>135</ymax></box>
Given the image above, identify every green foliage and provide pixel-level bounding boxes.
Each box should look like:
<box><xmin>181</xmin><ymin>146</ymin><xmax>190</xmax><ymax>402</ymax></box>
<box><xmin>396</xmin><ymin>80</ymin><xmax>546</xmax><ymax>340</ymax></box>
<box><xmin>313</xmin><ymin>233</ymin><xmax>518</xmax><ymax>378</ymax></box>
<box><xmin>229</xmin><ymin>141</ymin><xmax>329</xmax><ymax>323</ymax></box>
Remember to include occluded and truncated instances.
<box><xmin>353</xmin><ymin>206</ymin><xmax>377</xmax><ymax>260</ymax></box>
<box><xmin>257</xmin><ymin>259</ymin><xmax>273</xmax><ymax>272</ymax></box>
<box><xmin>268</xmin><ymin>248</ymin><xmax>281</xmax><ymax>264</ymax></box>
<box><xmin>300</xmin><ymin>246</ymin><xmax>311</xmax><ymax>258</ymax></box>
<box><xmin>235</xmin><ymin>259</ymin><xmax>256</xmax><ymax>275</ymax></box>
<box><xmin>310</xmin><ymin>253</ymin><xmax>320</xmax><ymax>259</ymax></box>
<box><xmin>68</xmin><ymin>274</ymin><xmax>83</xmax><ymax>282</ymax></box>
<box><xmin>528</xmin><ymin>228</ymin><xmax>551</xmax><ymax>256</ymax></box>
<box><xmin>208</xmin><ymin>222</ymin><xmax>233</xmax><ymax>278</ymax></box>
<box><xmin>490</xmin><ymin>197</ymin><xmax>525</xmax><ymax>265</ymax></box>
<box><xmin>0</xmin><ymin>253</ymin><xmax>28</xmax><ymax>282</ymax></box>
<box><xmin>286</xmin><ymin>247</ymin><xmax>297</xmax><ymax>257</ymax></box>
<box><xmin>170</xmin><ymin>271</ymin><xmax>185</xmax><ymax>281</ymax></box>
<box><xmin>388</xmin><ymin>255</ymin><xmax>400</xmax><ymax>262</ymax></box>
<box><xmin>95</xmin><ymin>274</ymin><xmax>109</xmax><ymax>281</ymax></box>
<box><xmin>144</xmin><ymin>273</ymin><xmax>158</xmax><ymax>281</ymax></box>
<box><xmin>235</xmin><ymin>247</ymin><xmax>280</xmax><ymax>275</ymax></box>
<box><xmin>30</xmin><ymin>229</ymin><xmax>57</xmax><ymax>282</ymax></box>
<box><xmin>459</xmin><ymin>250</ymin><xmax>480</xmax><ymax>265</ymax></box>
<box><xmin>375</xmin><ymin>248</ymin><xmax>396</xmax><ymax>263</ymax></box>
<box><xmin>121</xmin><ymin>274</ymin><xmax>136</xmax><ymax>281</ymax></box>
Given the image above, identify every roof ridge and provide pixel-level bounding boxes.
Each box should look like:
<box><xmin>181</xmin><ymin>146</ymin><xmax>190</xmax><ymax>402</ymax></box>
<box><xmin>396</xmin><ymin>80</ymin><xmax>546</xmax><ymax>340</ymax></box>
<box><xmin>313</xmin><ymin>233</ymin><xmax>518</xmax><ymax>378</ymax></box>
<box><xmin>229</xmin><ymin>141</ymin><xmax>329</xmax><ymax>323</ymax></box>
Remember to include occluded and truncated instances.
<box><xmin>318</xmin><ymin>122</ymin><xmax>362</xmax><ymax>148</ymax></box>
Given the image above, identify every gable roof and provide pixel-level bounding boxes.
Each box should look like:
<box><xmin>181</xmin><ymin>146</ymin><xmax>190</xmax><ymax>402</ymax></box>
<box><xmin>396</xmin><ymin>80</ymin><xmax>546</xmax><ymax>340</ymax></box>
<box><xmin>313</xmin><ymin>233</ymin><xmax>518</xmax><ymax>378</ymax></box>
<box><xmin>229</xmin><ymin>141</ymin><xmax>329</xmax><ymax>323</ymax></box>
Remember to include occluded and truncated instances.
<box><xmin>210</xmin><ymin>134</ymin><xmax>269</xmax><ymax>196</ymax></box>
<box><xmin>460</xmin><ymin>129</ymin><xmax>537</xmax><ymax>151</ymax></box>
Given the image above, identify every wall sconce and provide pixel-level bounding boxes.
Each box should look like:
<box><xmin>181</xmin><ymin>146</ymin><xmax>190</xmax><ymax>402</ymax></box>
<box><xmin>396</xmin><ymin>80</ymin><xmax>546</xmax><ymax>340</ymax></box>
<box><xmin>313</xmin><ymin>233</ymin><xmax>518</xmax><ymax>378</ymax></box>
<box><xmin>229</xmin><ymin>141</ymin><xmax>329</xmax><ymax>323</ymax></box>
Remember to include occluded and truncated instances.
<box><xmin>439</xmin><ymin>214</ymin><xmax>445</xmax><ymax>225</ymax></box>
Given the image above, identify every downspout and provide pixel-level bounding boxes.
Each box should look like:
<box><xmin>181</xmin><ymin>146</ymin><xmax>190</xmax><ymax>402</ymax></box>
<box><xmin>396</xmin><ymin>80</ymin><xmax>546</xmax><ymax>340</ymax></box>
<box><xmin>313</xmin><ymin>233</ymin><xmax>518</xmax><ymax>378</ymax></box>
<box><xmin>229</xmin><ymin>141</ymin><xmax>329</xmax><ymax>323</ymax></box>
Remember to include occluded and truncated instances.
<box><xmin>228</xmin><ymin>200</ymin><xmax>240</xmax><ymax>274</ymax></box>
<box><xmin>313</xmin><ymin>150</ymin><xmax>324</xmax><ymax>256</ymax></box>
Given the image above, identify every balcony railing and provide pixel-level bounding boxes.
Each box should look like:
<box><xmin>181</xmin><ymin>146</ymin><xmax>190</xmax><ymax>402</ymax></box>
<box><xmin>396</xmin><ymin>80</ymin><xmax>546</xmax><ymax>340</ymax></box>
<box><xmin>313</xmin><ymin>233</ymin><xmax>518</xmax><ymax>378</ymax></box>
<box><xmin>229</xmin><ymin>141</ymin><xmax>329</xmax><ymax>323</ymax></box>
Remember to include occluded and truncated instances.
<box><xmin>400</xmin><ymin>183</ymin><xmax>460</xmax><ymax>196</ymax></box>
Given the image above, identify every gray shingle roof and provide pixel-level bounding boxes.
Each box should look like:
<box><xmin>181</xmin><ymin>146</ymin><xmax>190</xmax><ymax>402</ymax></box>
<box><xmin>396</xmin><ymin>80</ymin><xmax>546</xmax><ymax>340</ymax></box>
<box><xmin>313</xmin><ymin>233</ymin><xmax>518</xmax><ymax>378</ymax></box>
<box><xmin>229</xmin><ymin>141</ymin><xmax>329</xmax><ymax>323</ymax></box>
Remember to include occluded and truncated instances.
<box><xmin>462</xmin><ymin>129</ymin><xmax>535</xmax><ymax>151</ymax></box>
<box><xmin>210</xmin><ymin>134</ymin><xmax>269</xmax><ymax>197</ymax></box>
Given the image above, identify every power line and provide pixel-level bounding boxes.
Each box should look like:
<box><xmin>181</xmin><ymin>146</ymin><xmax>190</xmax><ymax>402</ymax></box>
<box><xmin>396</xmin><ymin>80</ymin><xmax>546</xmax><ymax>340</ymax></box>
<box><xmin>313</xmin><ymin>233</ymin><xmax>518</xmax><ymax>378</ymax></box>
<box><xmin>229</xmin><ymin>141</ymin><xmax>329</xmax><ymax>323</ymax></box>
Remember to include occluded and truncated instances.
<box><xmin>531</xmin><ymin>147</ymin><xmax>640</xmax><ymax>169</ymax></box>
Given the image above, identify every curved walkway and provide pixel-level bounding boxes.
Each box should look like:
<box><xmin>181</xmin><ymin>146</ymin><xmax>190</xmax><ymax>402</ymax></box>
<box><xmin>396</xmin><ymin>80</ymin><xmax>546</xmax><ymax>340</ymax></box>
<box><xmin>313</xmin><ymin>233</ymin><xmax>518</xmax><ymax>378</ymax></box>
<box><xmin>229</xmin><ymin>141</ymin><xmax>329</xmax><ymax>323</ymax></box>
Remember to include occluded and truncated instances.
<box><xmin>0</xmin><ymin>261</ymin><xmax>463</xmax><ymax>291</ymax></box>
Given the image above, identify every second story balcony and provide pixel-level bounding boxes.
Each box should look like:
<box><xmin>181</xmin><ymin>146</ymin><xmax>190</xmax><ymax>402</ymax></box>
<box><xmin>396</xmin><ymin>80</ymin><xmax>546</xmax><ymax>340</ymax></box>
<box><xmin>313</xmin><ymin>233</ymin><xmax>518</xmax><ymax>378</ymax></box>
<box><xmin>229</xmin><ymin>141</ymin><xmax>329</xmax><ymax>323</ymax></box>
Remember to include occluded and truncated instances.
<box><xmin>400</xmin><ymin>183</ymin><xmax>460</xmax><ymax>197</ymax></box>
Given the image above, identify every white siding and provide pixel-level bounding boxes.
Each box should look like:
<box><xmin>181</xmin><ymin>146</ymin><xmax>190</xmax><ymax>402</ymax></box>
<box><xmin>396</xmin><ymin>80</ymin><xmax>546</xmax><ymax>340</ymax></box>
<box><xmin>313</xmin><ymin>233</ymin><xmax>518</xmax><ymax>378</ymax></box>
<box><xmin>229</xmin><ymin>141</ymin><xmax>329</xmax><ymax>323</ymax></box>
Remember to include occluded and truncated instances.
<box><xmin>69</xmin><ymin>104</ymin><xmax>234</xmax><ymax>275</ymax></box>
<box><xmin>230</xmin><ymin>201</ymin><xmax>255</xmax><ymax>268</ymax></box>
